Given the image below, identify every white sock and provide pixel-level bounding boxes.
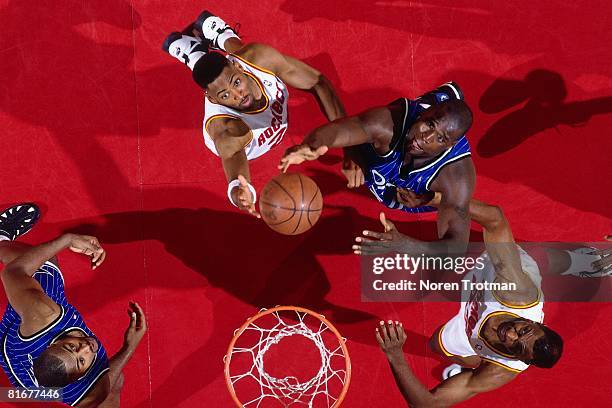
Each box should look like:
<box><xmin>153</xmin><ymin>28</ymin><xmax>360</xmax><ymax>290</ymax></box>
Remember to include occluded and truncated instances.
<box><xmin>217</xmin><ymin>30</ymin><xmax>240</xmax><ymax>52</ymax></box>
<box><xmin>186</xmin><ymin>50</ymin><xmax>206</xmax><ymax>70</ymax></box>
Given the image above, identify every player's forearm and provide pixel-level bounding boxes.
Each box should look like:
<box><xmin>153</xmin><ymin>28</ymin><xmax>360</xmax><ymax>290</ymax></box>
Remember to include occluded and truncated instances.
<box><xmin>303</xmin><ymin>117</ymin><xmax>370</xmax><ymax>150</ymax></box>
<box><xmin>2</xmin><ymin>234</ymin><xmax>71</xmax><ymax>277</ymax></box>
<box><xmin>107</xmin><ymin>345</ymin><xmax>136</xmax><ymax>388</ymax></box>
<box><xmin>431</xmin><ymin>204</ymin><xmax>470</xmax><ymax>256</ymax></box>
<box><xmin>221</xmin><ymin>151</ymin><xmax>251</xmax><ymax>183</ymax></box>
<box><xmin>311</xmin><ymin>75</ymin><xmax>346</xmax><ymax>121</ymax></box>
<box><xmin>386</xmin><ymin>352</ymin><xmax>439</xmax><ymax>407</ymax></box>
<box><xmin>429</xmin><ymin>194</ymin><xmax>506</xmax><ymax>234</ymax></box>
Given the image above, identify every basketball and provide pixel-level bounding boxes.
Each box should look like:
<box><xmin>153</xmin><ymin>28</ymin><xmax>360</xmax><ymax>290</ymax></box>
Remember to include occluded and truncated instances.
<box><xmin>259</xmin><ymin>173</ymin><xmax>323</xmax><ymax>235</ymax></box>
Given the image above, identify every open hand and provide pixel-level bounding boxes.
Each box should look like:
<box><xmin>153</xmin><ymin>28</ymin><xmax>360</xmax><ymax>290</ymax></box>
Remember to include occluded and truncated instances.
<box><xmin>67</xmin><ymin>234</ymin><xmax>106</xmax><ymax>269</ymax></box>
<box><xmin>342</xmin><ymin>156</ymin><xmax>365</xmax><ymax>188</ymax></box>
<box><xmin>376</xmin><ymin>320</ymin><xmax>407</xmax><ymax>357</ymax></box>
<box><xmin>396</xmin><ymin>188</ymin><xmax>435</xmax><ymax>208</ymax></box>
<box><xmin>230</xmin><ymin>175</ymin><xmax>261</xmax><ymax>218</ymax></box>
<box><xmin>123</xmin><ymin>301</ymin><xmax>147</xmax><ymax>351</ymax></box>
<box><xmin>353</xmin><ymin>212</ymin><xmax>413</xmax><ymax>255</ymax></box>
<box><xmin>278</xmin><ymin>144</ymin><xmax>328</xmax><ymax>173</ymax></box>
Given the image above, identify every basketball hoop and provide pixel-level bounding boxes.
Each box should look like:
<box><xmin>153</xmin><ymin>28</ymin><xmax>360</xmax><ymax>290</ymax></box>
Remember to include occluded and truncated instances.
<box><xmin>224</xmin><ymin>306</ymin><xmax>351</xmax><ymax>407</ymax></box>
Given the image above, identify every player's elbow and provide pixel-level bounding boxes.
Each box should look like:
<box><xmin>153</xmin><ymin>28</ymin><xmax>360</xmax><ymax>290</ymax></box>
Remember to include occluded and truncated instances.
<box><xmin>486</xmin><ymin>205</ymin><xmax>508</xmax><ymax>231</ymax></box>
<box><xmin>409</xmin><ymin>395</ymin><xmax>451</xmax><ymax>408</ymax></box>
<box><xmin>1</xmin><ymin>264</ymin><xmax>28</xmax><ymax>281</ymax></box>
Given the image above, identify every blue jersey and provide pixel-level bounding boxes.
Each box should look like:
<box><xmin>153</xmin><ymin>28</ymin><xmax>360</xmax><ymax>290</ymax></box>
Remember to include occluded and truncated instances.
<box><xmin>354</xmin><ymin>82</ymin><xmax>472</xmax><ymax>213</ymax></box>
<box><xmin>0</xmin><ymin>262</ymin><xmax>109</xmax><ymax>406</ymax></box>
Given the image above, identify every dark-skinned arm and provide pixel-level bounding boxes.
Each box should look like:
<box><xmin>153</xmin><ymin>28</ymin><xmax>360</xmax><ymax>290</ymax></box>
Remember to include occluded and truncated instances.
<box><xmin>244</xmin><ymin>43</ymin><xmax>345</xmax><ymax>121</ymax></box>
<box><xmin>427</xmin><ymin>158</ymin><xmax>476</xmax><ymax>256</ymax></box>
<box><xmin>279</xmin><ymin>106</ymin><xmax>394</xmax><ymax>172</ymax></box>
<box><xmin>378</xmin><ymin>321</ymin><xmax>516</xmax><ymax>407</ymax></box>
<box><xmin>76</xmin><ymin>302</ymin><xmax>147</xmax><ymax>407</ymax></box>
<box><xmin>354</xmin><ymin>158</ymin><xmax>475</xmax><ymax>257</ymax></box>
<box><xmin>1</xmin><ymin>234</ymin><xmax>105</xmax><ymax>325</ymax></box>
<box><xmin>209</xmin><ymin>117</ymin><xmax>260</xmax><ymax>217</ymax></box>
<box><xmin>427</xmin><ymin>193</ymin><xmax>539</xmax><ymax>298</ymax></box>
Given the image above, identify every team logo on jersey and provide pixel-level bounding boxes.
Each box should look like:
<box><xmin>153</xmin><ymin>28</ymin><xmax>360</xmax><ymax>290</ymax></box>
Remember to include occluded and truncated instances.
<box><xmin>263</xmin><ymin>79</ymin><xmax>272</xmax><ymax>87</ymax></box>
<box><xmin>372</xmin><ymin>169</ymin><xmax>386</xmax><ymax>186</ymax></box>
<box><xmin>256</xmin><ymin>83</ymin><xmax>287</xmax><ymax>147</ymax></box>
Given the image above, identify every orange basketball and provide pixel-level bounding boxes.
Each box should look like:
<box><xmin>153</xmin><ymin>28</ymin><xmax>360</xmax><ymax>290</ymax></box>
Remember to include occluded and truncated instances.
<box><xmin>259</xmin><ymin>173</ymin><xmax>323</xmax><ymax>235</ymax></box>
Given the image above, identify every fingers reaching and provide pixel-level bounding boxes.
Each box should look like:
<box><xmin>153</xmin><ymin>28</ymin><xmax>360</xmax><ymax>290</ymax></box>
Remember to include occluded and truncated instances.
<box><xmin>315</xmin><ymin>145</ymin><xmax>329</xmax><ymax>157</ymax></box>
<box><xmin>376</xmin><ymin>320</ymin><xmax>406</xmax><ymax>350</ymax></box>
<box><xmin>128</xmin><ymin>301</ymin><xmax>147</xmax><ymax>331</ymax></box>
<box><xmin>379</xmin><ymin>320</ymin><xmax>390</xmax><ymax>342</ymax></box>
<box><xmin>379</xmin><ymin>212</ymin><xmax>396</xmax><ymax>233</ymax></box>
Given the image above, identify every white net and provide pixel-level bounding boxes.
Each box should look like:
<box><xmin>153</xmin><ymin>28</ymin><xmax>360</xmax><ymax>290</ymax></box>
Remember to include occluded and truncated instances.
<box><xmin>226</xmin><ymin>307</ymin><xmax>350</xmax><ymax>407</ymax></box>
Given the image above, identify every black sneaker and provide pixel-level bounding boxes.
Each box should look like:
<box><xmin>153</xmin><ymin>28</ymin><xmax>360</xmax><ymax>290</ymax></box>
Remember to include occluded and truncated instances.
<box><xmin>196</xmin><ymin>10</ymin><xmax>238</xmax><ymax>50</ymax></box>
<box><xmin>0</xmin><ymin>203</ymin><xmax>40</xmax><ymax>240</ymax></box>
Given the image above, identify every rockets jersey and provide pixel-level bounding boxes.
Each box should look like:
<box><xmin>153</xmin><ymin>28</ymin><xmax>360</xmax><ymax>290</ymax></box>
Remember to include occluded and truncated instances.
<box><xmin>0</xmin><ymin>262</ymin><xmax>109</xmax><ymax>406</ymax></box>
<box><xmin>458</xmin><ymin>247</ymin><xmax>544</xmax><ymax>372</ymax></box>
<box><xmin>203</xmin><ymin>54</ymin><xmax>289</xmax><ymax>160</ymax></box>
<box><xmin>353</xmin><ymin>82</ymin><xmax>471</xmax><ymax>213</ymax></box>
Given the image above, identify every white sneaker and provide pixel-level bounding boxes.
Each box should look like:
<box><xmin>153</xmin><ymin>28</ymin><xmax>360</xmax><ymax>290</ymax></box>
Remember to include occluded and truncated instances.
<box><xmin>162</xmin><ymin>33</ymin><xmax>207</xmax><ymax>70</ymax></box>
<box><xmin>196</xmin><ymin>10</ymin><xmax>239</xmax><ymax>51</ymax></box>
<box><xmin>562</xmin><ymin>247</ymin><xmax>609</xmax><ymax>278</ymax></box>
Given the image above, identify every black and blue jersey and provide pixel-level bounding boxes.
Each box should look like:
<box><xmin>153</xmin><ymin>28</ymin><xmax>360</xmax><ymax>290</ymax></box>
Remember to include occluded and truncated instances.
<box><xmin>354</xmin><ymin>82</ymin><xmax>472</xmax><ymax>213</ymax></box>
<box><xmin>0</xmin><ymin>262</ymin><xmax>109</xmax><ymax>406</ymax></box>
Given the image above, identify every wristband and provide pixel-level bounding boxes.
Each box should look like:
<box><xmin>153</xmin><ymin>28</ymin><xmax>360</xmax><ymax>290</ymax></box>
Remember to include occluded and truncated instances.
<box><xmin>227</xmin><ymin>179</ymin><xmax>257</xmax><ymax>207</ymax></box>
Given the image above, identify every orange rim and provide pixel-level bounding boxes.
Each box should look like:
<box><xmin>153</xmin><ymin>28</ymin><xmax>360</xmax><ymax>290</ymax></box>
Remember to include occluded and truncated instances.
<box><xmin>224</xmin><ymin>306</ymin><xmax>351</xmax><ymax>407</ymax></box>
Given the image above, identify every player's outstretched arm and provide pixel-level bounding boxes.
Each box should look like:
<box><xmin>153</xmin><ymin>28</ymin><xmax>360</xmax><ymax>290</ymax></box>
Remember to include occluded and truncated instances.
<box><xmin>279</xmin><ymin>106</ymin><xmax>393</xmax><ymax>172</ymax></box>
<box><xmin>427</xmin><ymin>193</ymin><xmax>538</xmax><ymax>297</ymax></box>
<box><xmin>243</xmin><ymin>43</ymin><xmax>345</xmax><ymax>121</ymax></box>
<box><xmin>377</xmin><ymin>321</ymin><xmax>515</xmax><ymax>407</ymax></box>
<box><xmin>428</xmin><ymin>158</ymin><xmax>475</xmax><ymax>256</ymax></box>
<box><xmin>76</xmin><ymin>302</ymin><xmax>147</xmax><ymax>408</ymax></box>
<box><xmin>1</xmin><ymin>233</ymin><xmax>105</xmax><ymax>325</ymax></box>
<box><xmin>209</xmin><ymin>117</ymin><xmax>261</xmax><ymax>217</ymax></box>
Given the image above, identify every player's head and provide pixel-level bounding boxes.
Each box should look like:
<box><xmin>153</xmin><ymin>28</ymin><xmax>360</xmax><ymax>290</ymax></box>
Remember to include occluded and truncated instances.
<box><xmin>496</xmin><ymin>318</ymin><xmax>563</xmax><ymax>368</ymax></box>
<box><xmin>407</xmin><ymin>99</ymin><xmax>473</xmax><ymax>156</ymax></box>
<box><xmin>192</xmin><ymin>52</ymin><xmax>259</xmax><ymax>111</ymax></box>
<box><xmin>33</xmin><ymin>333</ymin><xmax>100</xmax><ymax>387</ymax></box>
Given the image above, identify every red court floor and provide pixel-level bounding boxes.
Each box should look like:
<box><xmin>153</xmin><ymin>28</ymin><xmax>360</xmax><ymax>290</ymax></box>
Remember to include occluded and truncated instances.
<box><xmin>1</xmin><ymin>1</ymin><xmax>611</xmax><ymax>406</ymax></box>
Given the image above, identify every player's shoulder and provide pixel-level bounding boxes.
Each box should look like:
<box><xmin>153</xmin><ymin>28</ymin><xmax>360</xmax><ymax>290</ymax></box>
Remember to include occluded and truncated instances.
<box><xmin>75</xmin><ymin>373</ymin><xmax>110</xmax><ymax>407</ymax></box>
<box><xmin>435</xmin><ymin>155</ymin><xmax>475</xmax><ymax>184</ymax></box>
<box><xmin>471</xmin><ymin>361</ymin><xmax>518</xmax><ymax>390</ymax></box>
<box><xmin>416</xmin><ymin>82</ymin><xmax>465</xmax><ymax>105</ymax></box>
<box><xmin>235</xmin><ymin>43</ymin><xmax>282</xmax><ymax>73</ymax></box>
<box><xmin>18</xmin><ymin>298</ymin><xmax>62</xmax><ymax>337</ymax></box>
<box><xmin>206</xmin><ymin>115</ymin><xmax>249</xmax><ymax>137</ymax></box>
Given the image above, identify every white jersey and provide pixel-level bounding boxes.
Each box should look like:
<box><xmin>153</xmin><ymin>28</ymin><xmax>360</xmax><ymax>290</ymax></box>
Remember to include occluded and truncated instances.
<box><xmin>202</xmin><ymin>54</ymin><xmax>289</xmax><ymax>160</ymax></box>
<box><xmin>439</xmin><ymin>246</ymin><xmax>544</xmax><ymax>373</ymax></box>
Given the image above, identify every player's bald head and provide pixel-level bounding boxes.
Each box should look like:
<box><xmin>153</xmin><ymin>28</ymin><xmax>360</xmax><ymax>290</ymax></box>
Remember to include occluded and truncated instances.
<box><xmin>426</xmin><ymin>99</ymin><xmax>473</xmax><ymax>138</ymax></box>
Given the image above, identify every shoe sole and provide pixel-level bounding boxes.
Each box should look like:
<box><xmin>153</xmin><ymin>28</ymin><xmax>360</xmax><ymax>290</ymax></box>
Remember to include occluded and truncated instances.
<box><xmin>0</xmin><ymin>203</ymin><xmax>41</xmax><ymax>239</ymax></box>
